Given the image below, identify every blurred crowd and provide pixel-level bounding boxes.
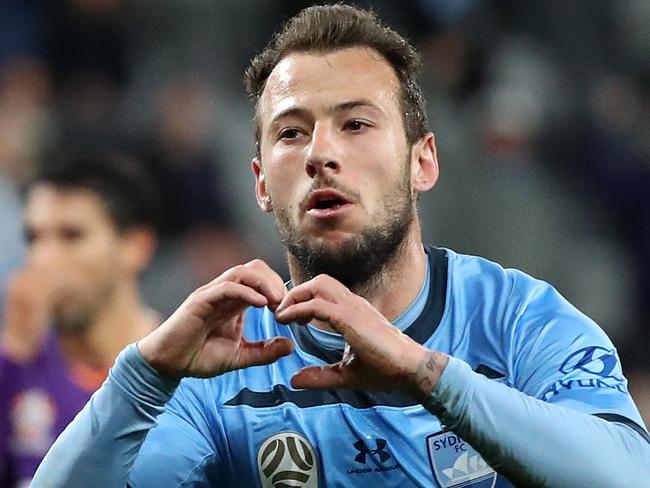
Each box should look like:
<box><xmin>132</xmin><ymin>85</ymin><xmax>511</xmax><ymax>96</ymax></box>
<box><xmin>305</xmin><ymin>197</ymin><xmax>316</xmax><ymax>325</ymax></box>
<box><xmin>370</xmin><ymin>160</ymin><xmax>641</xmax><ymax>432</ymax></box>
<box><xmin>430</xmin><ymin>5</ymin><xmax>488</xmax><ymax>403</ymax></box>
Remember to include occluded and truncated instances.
<box><xmin>0</xmin><ymin>0</ymin><xmax>648</xmax><ymax>419</ymax></box>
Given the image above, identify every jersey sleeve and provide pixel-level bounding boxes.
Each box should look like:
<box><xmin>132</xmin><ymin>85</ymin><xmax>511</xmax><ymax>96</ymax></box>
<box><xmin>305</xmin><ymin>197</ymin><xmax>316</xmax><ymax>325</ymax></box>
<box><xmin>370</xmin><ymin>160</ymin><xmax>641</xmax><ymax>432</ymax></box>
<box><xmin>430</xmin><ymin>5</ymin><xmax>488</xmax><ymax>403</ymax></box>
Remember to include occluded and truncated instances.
<box><xmin>31</xmin><ymin>344</ymin><xmax>179</xmax><ymax>488</ymax></box>
<box><xmin>506</xmin><ymin>268</ymin><xmax>645</xmax><ymax>428</ymax></box>
<box><xmin>128</xmin><ymin>379</ymin><xmax>221</xmax><ymax>488</ymax></box>
<box><xmin>0</xmin><ymin>355</ymin><xmax>13</xmax><ymax>486</ymax></box>
<box><xmin>425</xmin><ymin>356</ymin><xmax>650</xmax><ymax>487</ymax></box>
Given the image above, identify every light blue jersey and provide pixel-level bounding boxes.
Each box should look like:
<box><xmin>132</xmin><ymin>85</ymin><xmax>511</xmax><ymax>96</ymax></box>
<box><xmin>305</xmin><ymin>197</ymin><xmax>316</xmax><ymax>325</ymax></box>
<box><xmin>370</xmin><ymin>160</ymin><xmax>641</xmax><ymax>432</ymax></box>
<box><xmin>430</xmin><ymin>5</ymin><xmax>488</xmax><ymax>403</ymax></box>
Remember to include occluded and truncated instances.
<box><xmin>120</xmin><ymin>247</ymin><xmax>646</xmax><ymax>487</ymax></box>
<box><xmin>31</xmin><ymin>246</ymin><xmax>650</xmax><ymax>487</ymax></box>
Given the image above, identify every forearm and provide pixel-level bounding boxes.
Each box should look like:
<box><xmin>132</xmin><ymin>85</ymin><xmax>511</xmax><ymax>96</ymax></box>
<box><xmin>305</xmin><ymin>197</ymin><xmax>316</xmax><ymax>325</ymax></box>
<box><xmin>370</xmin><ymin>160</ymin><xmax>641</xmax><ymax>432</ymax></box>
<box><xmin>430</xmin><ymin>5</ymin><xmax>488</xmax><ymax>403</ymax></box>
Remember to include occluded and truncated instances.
<box><xmin>422</xmin><ymin>356</ymin><xmax>650</xmax><ymax>488</ymax></box>
<box><xmin>31</xmin><ymin>344</ymin><xmax>178</xmax><ymax>488</ymax></box>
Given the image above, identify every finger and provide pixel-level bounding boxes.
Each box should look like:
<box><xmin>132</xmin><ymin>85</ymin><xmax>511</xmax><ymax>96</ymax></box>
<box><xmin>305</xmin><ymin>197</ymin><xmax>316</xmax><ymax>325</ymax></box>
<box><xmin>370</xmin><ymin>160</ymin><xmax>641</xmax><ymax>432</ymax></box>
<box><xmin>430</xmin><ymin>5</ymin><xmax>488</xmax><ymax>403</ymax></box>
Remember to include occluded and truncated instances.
<box><xmin>242</xmin><ymin>259</ymin><xmax>289</xmax><ymax>310</ymax></box>
<box><xmin>220</xmin><ymin>261</ymin><xmax>287</xmax><ymax>310</ymax></box>
<box><xmin>236</xmin><ymin>337</ymin><xmax>294</xmax><ymax>368</ymax></box>
<box><xmin>192</xmin><ymin>281</ymin><xmax>269</xmax><ymax>317</ymax></box>
<box><xmin>291</xmin><ymin>364</ymin><xmax>345</xmax><ymax>390</ymax></box>
<box><xmin>274</xmin><ymin>299</ymin><xmax>346</xmax><ymax>333</ymax></box>
<box><xmin>276</xmin><ymin>274</ymin><xmax>343</xmax><ymax>312</ymax></box>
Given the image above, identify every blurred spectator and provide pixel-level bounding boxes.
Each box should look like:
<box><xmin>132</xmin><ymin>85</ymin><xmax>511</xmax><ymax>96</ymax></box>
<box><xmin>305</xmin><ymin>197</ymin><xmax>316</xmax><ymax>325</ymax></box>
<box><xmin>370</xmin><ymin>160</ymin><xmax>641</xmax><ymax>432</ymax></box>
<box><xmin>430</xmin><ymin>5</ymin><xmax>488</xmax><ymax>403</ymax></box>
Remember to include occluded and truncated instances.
<box><xmin>47</xmin><ymin>0</ymin><xmax>131</xmax><ymax>150</ymax></box>
<box><xmin>0</xmin><ymin>57</ymin><xmax>55</xmax><ymax>309</ymax></box>
<box><xmin>139</xmin><ymin>74</ymin><xmax>253</xmax><ymax>315</ymax></box>
<box><xmin>573</xmin><ymin>74</ymin><xmax>650</xmax><ymax>362</ymax></box>
<box><xmin>0</xmin><ymin>153</ymin><xmax>160</xmax><ymax>487</ymax></box>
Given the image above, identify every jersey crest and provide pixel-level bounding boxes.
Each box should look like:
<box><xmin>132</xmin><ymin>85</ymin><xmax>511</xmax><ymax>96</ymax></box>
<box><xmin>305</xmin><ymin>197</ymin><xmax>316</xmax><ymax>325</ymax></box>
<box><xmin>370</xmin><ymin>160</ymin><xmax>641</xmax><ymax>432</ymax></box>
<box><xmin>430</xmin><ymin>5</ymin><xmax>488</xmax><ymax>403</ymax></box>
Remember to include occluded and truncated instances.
<box><xmin>426</xmin><ymin>431</ymin><xmax>496</xmax><ymax>488</ymax></box>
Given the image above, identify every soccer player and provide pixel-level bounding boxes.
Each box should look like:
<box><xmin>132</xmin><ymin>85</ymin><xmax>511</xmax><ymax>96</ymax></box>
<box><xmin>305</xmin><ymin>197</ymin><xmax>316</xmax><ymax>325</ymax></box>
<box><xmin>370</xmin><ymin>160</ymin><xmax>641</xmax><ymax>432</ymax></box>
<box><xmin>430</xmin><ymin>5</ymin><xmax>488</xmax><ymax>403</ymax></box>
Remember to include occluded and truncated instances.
<box><xmin>33</xmin><ymin>5</ymin><xmax>649</xmax><ymax>487</ymax></box>
<box><xmin>0</xmin><ymin>154</ymin><xmax>160</xmax><ymax>487</ymax></box>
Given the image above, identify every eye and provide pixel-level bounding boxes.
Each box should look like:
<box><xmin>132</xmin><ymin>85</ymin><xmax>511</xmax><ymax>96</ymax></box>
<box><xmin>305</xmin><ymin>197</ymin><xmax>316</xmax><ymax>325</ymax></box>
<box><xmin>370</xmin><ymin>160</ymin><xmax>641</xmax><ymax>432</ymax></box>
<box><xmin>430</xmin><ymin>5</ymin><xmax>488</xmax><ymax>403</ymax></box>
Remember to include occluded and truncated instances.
<box><xmin>59</xmin><ymin>227</ymin><xmax>84</xmax><ymax>243</ymax></box>
<box><xmin>24</xmin><ymin>228</ymin><xmax>38</xmax><ymax>245</ymax></box>
<box><xmin>279</xmin><ymin>127</ymin><xmax>302</xmax><ymax>140</ymax></box>
<box><xmin>344</xmin><ymin>120</ymin><xmax>370</xmax><ymax>132</ymax></box>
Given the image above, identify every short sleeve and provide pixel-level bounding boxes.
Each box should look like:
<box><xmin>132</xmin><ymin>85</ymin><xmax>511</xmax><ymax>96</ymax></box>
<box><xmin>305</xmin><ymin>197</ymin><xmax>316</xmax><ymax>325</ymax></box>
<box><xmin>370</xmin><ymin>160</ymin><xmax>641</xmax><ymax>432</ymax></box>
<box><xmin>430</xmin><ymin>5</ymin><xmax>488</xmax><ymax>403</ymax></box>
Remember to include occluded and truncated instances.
<box><xmin>507</xmin><ymin>269</ymin><xmax>646</xmax><ymax>429</ymax></box>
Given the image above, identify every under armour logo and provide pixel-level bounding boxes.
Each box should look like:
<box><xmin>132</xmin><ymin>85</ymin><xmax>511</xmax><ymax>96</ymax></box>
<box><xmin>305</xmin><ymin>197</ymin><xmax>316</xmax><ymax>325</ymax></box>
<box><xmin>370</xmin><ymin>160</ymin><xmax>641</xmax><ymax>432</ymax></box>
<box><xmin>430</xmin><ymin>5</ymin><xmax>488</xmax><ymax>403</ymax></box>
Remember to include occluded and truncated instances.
<box><xmin>353</xmin><ymin>439</ymin><xmax>391</xmax><ymax>464</ymax></box>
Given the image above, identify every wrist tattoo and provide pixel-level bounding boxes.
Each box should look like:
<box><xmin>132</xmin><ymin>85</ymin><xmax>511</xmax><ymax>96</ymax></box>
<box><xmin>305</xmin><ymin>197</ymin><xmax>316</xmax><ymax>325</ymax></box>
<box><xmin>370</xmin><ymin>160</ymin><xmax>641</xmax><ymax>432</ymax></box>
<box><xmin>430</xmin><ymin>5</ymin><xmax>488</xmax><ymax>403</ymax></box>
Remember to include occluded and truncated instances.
<box><xmin>413</xmin><ymin>351</ymin><xmax>448</xmax><ymax>401</ymax></box>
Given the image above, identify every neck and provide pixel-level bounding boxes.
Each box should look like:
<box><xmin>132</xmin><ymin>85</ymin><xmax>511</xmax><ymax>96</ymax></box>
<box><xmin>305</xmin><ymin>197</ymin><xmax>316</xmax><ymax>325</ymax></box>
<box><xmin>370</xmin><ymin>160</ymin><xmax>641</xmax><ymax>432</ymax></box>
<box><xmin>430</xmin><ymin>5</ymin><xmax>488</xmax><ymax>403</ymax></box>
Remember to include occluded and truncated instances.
<box><xmin>363</xmin><ymin>224</ymin><xmax>427</xmax><ymax>321</ymax></box>
<box><xmin>288</xmin><ymin>221</ymin><xmax>428</xmax><ymax>329</ymax></box>
<box><xmin>59</xmin><ymin>281</ymin><xmax>158</xmax><ymax>368</ymax></box>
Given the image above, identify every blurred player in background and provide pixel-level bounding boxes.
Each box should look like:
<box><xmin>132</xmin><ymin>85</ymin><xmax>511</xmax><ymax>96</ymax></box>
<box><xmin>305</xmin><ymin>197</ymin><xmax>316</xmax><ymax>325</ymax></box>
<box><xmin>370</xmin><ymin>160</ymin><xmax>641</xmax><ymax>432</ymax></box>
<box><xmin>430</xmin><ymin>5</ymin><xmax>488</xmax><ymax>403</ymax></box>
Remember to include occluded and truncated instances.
<box><xmin>0</xmin><ymin>153</ymin><xmax>160</xmax><ymax>487</ymax></box>
<box><xmin>34</xmin><ymin>5</ymin><xmax>649</xmax><ymax>487</ymax></box>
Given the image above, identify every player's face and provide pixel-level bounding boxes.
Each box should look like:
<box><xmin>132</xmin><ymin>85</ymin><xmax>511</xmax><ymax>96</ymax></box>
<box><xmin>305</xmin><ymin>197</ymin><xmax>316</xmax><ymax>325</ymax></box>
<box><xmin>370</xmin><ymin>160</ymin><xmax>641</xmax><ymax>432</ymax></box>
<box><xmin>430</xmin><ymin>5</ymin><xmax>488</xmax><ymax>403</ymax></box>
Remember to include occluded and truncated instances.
<box><xmin>23</xmin><ymin>185</ymin><xmax>126</xmax><ymax>334</ymax></box>
<box><xmin>254</xmin><ymin>47</ymin><xmax>425</xmax><ymax>287</ymax></box>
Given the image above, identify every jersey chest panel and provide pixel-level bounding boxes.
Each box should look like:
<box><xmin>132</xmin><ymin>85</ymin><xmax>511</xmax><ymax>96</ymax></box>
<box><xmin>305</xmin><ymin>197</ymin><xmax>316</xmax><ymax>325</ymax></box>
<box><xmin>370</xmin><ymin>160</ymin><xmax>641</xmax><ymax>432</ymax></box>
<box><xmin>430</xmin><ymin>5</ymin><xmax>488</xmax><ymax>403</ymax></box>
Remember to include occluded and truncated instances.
<box><xmin>208</xmin><ymin>396</ymin><xmax>513</xmax><ymax>487</ymax></box>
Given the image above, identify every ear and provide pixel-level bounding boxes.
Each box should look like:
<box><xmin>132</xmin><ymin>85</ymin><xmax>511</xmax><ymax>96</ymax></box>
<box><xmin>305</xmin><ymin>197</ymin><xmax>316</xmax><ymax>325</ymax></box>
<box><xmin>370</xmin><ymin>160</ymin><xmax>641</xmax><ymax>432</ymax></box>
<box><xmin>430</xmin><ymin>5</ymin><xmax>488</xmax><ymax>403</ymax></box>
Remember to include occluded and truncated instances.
<box><xmin>252</xmin><ymin>157</ymin><xmax>273</xmax><ymax>212</ymax></box>
<box><xmin>410</xmin><ymin>132</ymin><xmax>439</xmax><ymax>193</ymax></box>
<box><xmin>121</xmin><ymin>227</ymin><xmax>157</xmax><ymax>274</ymax></box>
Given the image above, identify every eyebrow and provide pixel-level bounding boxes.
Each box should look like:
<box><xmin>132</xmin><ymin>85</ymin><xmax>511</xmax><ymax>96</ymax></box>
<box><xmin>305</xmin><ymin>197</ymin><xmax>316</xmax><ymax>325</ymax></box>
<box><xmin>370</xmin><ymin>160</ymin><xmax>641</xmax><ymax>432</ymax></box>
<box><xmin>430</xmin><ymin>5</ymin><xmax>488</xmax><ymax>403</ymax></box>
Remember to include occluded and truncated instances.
<box><xmin>328</xmin><ymin>99</ymin><xmax>384</xmax><ymax>115</ymax></box>
<box><xmin>269</xmin><ymin>99</ymin><xmax>384</xmax><ymax>127</ymax></box>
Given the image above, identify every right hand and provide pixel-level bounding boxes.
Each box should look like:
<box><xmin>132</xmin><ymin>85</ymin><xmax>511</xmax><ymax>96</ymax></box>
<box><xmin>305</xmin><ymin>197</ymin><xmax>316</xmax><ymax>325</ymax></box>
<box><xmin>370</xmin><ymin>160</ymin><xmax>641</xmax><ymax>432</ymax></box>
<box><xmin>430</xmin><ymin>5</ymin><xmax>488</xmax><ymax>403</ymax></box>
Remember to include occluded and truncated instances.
<box><xmin>1</xmin><ymin>265</ymin><xmax>62</xmax><ymax>362</ymax></box>
<box><xmin>137</xmin><ymin>259</ymin><xmax>294</xmax><ymax>379</ymax></box>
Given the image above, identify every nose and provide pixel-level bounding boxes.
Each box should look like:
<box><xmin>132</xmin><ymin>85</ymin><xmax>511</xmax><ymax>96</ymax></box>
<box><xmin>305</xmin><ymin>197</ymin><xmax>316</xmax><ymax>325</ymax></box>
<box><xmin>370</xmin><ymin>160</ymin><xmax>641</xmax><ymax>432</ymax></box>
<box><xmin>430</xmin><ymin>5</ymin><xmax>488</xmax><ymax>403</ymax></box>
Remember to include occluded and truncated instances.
<box><xmin>305</xmin><ymin>122</ymin><xmax>340</xmax><ymax>178</ymax></box>
<box><xmin>29</xmin><ymin>238</ymin><xmax>62</xmax><ymax>268</ymax></box>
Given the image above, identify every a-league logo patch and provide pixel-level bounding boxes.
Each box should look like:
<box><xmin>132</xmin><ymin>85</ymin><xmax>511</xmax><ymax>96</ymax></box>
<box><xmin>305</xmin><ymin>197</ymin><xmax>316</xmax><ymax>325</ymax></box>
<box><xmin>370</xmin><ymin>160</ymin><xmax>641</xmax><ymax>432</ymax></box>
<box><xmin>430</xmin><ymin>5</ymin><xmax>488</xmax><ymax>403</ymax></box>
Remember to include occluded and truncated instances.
<box><xmin>257</xmin><ymin>432</ymin><xmax>318</xmax><ymax>488</ymax></box>
<box><xmin>426</xmin><ymin>431</ymin><xmax>496</xmax><ymax>488</ymax></box>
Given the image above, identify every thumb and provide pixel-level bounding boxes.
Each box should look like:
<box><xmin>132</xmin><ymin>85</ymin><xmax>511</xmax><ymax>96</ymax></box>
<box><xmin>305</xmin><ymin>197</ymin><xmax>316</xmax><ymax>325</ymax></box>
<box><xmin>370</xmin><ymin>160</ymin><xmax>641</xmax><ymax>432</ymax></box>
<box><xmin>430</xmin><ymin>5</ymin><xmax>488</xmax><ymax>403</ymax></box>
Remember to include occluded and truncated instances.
<box><xmin>291</xmin><ymin>364</ymin><xmax>346</xmax><ymax>390</ymax></box>
<box><xmin>235</xmin><ymin>337</ymin><xmax>294</xmax><ymax>369</ymax></box>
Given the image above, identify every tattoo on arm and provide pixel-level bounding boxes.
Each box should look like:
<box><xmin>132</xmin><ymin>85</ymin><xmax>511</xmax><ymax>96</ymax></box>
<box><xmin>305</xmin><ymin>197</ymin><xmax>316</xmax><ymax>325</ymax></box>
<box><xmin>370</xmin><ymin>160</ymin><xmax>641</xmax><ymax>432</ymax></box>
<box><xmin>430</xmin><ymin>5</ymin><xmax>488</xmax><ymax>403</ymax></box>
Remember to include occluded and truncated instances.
<box><xmin>413</xmin><ymin>351</ymin><xmax>449</xmax><ymax>402</ymax></box>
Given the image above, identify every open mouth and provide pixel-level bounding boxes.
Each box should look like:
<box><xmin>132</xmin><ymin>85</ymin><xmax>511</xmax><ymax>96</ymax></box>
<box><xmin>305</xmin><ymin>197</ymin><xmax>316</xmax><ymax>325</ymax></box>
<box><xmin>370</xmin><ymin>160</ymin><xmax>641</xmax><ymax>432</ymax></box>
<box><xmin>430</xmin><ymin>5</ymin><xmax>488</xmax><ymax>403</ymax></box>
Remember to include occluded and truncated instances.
<box><xmin>305</xmin><ymin>189</ymin><xmax>353</xmax><ymax>215</ymax></box>
<box><xmin>313</xmin><ymin>196</ymin><xmax>345</xmax><ymax>209</ymax></box>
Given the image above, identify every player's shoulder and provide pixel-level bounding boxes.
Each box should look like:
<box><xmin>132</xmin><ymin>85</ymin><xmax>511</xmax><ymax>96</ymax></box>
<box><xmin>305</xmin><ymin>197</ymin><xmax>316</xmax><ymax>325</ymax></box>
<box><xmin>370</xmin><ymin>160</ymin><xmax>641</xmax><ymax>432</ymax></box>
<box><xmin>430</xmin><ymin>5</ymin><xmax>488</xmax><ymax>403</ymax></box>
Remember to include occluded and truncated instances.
<box><xmin>441</xmin><ymin>246</ymin><xmax>601</xmax><ymax>338</ymax></box>
<box><xmin>0</xmin><ymin>332</ymin><xmax>60</xmax><ymax>375</ymax></box>
<box><xmin>440</xmin><ymin>247</ymin><xmax>549</xmax><ymax>302</ymax></box>
<box><xmin>438</xmin><ymin>247</ymin><xmax>590</xmax><ymax>332</ymax></box>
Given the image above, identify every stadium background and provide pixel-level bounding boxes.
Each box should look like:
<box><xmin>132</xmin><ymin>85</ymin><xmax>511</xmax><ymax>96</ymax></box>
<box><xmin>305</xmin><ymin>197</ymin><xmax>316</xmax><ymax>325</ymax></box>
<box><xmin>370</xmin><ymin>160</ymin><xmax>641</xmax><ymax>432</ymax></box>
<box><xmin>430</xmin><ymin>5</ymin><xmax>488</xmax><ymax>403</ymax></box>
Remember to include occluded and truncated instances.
<box><xmin>0</xmin><ymin>0</ymin><xmax>648</xmax><ymax>423</ymax></box>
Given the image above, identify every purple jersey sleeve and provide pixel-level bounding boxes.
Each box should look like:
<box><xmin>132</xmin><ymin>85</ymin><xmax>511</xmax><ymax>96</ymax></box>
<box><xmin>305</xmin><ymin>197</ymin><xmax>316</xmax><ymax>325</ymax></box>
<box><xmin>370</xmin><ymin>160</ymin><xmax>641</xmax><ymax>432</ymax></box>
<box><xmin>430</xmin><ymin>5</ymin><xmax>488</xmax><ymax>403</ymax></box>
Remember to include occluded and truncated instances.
<box><xmin>0</xmin><ymin>335</ymin><xmax>98</xmax><ymax>487</ymax></box>
<box><xmin>0</xmin><ymin>353</ymin><xmax>12</xmax><ymax>485</ymax></box>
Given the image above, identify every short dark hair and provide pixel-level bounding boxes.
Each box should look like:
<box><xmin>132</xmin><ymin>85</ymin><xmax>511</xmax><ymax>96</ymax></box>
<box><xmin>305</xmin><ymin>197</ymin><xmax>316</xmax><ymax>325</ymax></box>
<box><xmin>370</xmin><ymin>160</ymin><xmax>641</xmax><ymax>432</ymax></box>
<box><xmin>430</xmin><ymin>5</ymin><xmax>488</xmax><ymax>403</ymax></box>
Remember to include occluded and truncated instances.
<box><xmin>29</xmin><ymin>152</ymin><xmax>161</xmax><ymax>232</ymax></box>
<box><xmin>245</xmin><ymin>3</ymin><xmax>428</xmax><ymax>150</ymax></box>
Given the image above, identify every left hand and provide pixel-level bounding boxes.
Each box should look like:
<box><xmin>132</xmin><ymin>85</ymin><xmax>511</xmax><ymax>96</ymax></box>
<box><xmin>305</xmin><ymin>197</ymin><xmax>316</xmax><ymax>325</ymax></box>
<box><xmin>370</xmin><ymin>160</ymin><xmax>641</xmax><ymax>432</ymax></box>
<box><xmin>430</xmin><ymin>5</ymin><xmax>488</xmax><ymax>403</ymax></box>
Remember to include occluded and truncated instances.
<box><xmin>274</xmin><ymin>274</ymin><xmax>448</xmax><ymax>399</ymax></box>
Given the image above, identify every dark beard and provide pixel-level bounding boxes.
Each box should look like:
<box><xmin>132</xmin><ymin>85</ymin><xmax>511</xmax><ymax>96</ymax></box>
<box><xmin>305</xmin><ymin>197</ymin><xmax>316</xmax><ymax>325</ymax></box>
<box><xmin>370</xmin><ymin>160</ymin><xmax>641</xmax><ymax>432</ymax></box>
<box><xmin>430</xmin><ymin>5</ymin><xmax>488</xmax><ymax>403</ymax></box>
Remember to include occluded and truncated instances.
<box><xmin>273</xmin><ymin>174</ymin><xmax>415</xmax><ymax>294</ymax></box>
<box><xmin>52</xmin><ymin>279</ymin><xmax>116</xmax><ymax>336</ymax></box>
<box><xmin>53</xmin><ymin>302</ymin><xmax>93</xmax><ymax>336</ymax></box>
